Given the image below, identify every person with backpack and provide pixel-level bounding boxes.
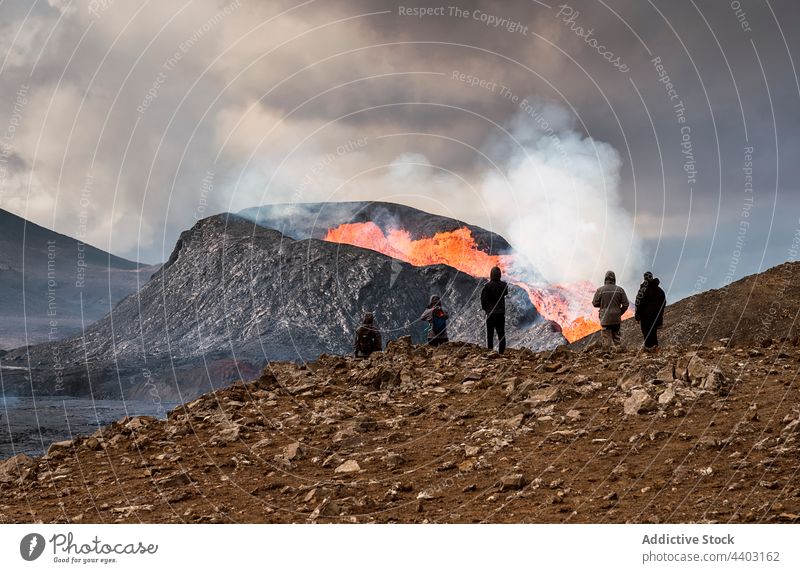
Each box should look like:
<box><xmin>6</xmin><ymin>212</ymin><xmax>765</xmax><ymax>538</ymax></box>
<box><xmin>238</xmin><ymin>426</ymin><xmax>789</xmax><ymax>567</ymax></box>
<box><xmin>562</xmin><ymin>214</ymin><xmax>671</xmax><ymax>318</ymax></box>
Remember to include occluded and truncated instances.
<box><xmin>592</xmin><ymin>270</ymin><xmax>629</xmax><ymax>347</ymax></box>
<box><xmin>480</xmin><ymin>266</ymin><xmax>508</xmax><ymax>353</ymax></box>
<box><xmin>420</xmin><ymin>295</ymin><xmax>448</xmax><ymax>346</ymax></box>
<box><xmin>354</xmin><ymin>312</ymin><xmax>382</xmax><ymax>357</ymax></box>
<box><xmin>634</xmin><ymin>271</ymin><xmax>666</xmax><ymax>349</ymax></box>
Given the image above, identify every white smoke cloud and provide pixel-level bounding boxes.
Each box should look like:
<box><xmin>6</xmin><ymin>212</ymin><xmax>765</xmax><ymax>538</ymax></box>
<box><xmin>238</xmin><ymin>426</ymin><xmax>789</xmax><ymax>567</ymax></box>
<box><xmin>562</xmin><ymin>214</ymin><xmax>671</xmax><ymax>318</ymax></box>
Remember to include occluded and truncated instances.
<box><xmin>480</xmin><ymin>100</ymin><xmax>644</xmax><ymax>289</ymax></box>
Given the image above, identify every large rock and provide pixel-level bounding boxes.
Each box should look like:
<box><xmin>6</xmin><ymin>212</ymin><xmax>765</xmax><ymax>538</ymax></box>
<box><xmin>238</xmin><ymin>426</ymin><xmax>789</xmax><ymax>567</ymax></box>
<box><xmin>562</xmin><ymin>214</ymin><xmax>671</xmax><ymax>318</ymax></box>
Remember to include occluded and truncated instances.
<box><xmin>334</xmin><ymin>460</ymin><xmax>361</xmax><ymax>474</ymax></box>
<box><xmin>47</xmin><ymin>440</ymin><xmax>74</xmax><ymax>457</ymax></box>
<box><xmin>686</xmin><ymin>355</ymin><xmax>726</xmax><ymax>391</ymax></box>
<box><xmin>624</xmin><ymin>389</ymin><xmax>656</xmax><ymax>416</ymax></box>
<box><xmin>0</xmin><ymin>453</ymin><xmax>34</xmax><ymax>481</ymax></box>
<box><xmin>619</xmin><ymin>373</ymin><xmax>645</xmax><ymax>392</ymax></box>
<box><xmin>527</xmin><ymin>387</ymin><xmax>560</xmax><ymax>404</ymax></box>
<box><xmin>658</xmin><ymin>386</ymin><xmax>677</xmax><ymax>407</ymax></box>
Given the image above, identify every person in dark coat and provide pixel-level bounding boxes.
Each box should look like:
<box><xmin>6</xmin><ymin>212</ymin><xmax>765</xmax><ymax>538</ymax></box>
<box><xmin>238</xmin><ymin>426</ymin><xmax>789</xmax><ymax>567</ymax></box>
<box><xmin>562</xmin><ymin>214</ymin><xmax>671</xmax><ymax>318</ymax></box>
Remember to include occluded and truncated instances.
<box><xmin>354</xmin><ymin>312</ymin><xmax>382</xmax><ymax>357</ymax></box>
<box><xmin>480</xmin><ymin>266</ymin><xmax>509</xmax><ymax>353</ymax></box>
<box><xmin>635</xmin><ymin>271</ymin><xmax>666</xmax><ymax>349</ymax></box>
<box><xmin>420</xmin><ymin>295</ymin><xmax>449</xmax><ymax>346</ymax></box>
<box><xmin>592</xmin><ymin>270</ymin><xmax>629</xmax><ymax>347</ymax></box>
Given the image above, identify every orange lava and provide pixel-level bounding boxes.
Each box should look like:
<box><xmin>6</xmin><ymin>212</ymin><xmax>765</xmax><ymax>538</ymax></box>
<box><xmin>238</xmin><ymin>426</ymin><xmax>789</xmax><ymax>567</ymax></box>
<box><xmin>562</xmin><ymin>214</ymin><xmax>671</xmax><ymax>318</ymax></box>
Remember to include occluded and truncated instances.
<box><xmin>324</xmin><ymin>222</ymin><xmax>603</xmax><ymax>342</ymax></box>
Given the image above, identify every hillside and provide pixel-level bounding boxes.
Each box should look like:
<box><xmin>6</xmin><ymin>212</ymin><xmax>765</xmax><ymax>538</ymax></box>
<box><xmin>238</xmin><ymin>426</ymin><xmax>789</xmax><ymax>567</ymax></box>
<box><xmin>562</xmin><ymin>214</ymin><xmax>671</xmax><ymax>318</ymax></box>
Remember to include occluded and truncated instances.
<box><xmin>0</xmin><ymin>208</ymin><xmax>157</xmax><ymax>348</ymax></box>
<box><xmin>1</xmin><ymin>213</ymin><xmax>564</xmax><ymax>401</ymax></box>
<box><xmin>1</xmin><ymin>337</ymin><xmax>798</xmax><ymax>524</ymax></box>
<box><xmin>574</xmin><ymin>262</ymin><xmax>800</xmax><ymax>349</ymax></box>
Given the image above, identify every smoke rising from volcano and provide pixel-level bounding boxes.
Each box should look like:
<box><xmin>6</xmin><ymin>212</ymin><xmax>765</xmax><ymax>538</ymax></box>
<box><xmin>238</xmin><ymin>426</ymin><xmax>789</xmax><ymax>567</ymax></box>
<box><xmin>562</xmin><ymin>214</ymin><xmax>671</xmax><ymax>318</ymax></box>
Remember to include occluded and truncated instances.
<box><xmin>479</xmin><ymin>101</ymin><xmax>644</xmax><ymax>288</ymax></box>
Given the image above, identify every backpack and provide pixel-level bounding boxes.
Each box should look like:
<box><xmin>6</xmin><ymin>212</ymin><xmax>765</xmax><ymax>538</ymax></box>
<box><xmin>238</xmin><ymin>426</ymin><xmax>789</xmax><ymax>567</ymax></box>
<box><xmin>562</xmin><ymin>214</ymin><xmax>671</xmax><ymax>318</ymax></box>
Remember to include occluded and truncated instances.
<box><xmin>356</xmin><ymin>326</ymin><xmax>377</xmax><ymax>354</ymax></box>
<box><xmin>431</xmin><ymin>308</ymin><xmax>447</xmax><ymax>336</ymax></box>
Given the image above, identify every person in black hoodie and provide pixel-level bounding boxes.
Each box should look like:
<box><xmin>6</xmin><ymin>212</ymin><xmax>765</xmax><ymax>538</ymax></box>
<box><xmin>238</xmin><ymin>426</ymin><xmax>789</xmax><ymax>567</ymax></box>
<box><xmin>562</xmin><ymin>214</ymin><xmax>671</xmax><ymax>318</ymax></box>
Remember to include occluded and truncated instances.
<box><xmin>634</xmin><ymin>271</ymin><xmax>666</xmax><ymax>349</ymax></box>
<box><xmin>480</xmin><ymin>266</ymin><xmax>509</xmax><ymax>353</ymax></box>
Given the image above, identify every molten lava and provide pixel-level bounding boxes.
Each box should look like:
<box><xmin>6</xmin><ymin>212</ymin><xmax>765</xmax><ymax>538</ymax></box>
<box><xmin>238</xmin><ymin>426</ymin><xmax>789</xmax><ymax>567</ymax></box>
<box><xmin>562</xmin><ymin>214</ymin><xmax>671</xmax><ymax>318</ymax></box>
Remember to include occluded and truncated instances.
<box><xmin>323</xmin><ymin>222</ymin><xmax>603</xmax><ymax>342</ymax></box>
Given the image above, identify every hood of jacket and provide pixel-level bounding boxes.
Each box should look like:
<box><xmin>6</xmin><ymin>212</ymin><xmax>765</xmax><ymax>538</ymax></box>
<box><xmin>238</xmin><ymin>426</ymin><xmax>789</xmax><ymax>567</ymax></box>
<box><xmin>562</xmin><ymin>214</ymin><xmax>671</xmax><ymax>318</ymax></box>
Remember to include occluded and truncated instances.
<box><xmin>428</xmin><ymin>295</ymin><xmax>441</xmax><ymax>307</ymax></box>
<box><xmin>604</xmin><ymin>270</ymin><xmax>617</xmax><ymax>285</ymax></box>
<box><xmin>490</xmin><ymin>266</ymin><xmax>502</xmax><ymax>282</ymax></box>
<box><xmin>362</xmin><ymin>312</ymin><xmax>374</xmax><ymax>325</ymax></box>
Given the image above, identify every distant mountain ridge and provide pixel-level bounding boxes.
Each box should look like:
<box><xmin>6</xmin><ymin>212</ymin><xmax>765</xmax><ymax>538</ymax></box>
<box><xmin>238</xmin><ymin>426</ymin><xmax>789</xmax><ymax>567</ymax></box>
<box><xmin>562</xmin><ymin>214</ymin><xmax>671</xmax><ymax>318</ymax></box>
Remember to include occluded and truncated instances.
<box><xmin>0</xmin><ymin>208</ymin><xmax>158</xmax><ymax>349</ymax></box>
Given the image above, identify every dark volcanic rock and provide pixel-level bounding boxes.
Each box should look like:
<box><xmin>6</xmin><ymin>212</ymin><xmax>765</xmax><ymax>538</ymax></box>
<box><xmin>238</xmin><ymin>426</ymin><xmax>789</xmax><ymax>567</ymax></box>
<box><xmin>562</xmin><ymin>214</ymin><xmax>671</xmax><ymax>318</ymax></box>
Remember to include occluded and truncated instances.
<box><xmin>3</xmin><ymin>213</ymin><xmax>564</xmax><ymax>400</ymax></box>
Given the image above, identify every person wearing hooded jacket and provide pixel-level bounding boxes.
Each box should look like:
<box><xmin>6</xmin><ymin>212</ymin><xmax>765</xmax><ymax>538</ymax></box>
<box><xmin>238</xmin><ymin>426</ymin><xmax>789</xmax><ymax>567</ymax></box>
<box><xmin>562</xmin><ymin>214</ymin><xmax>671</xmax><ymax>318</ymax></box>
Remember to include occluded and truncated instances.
<box><xmin>420</xmin><ymin>295</ymin><xmax>449</xmax><ymax>346</ymax></box>
<box><xmin>592</xmin><ymin>270</ymin><xmax>629</xmax><ymax>346</ymax></box>
<box><xmin>634</xmin><ymin>271</ymin><xmax>666</xmax><ymax>349</ymax></box>
<box><xmin>480</xmin><ymin>266</ymin><xmax>509</xmax><ymax>353</ymax></box>
<box><xmin>354</xmin><ymin>312</ymin><xmax>382</xmax><ymax>357</ymax></box>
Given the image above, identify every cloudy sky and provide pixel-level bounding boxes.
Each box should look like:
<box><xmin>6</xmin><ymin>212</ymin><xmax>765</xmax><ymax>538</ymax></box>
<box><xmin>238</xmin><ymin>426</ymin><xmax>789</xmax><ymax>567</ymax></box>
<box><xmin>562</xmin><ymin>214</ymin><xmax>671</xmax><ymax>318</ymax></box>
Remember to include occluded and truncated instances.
<box><xmin>1</xmin><ymin>0</ymin><xmax>798</xmax><ymax>299</ymax></box>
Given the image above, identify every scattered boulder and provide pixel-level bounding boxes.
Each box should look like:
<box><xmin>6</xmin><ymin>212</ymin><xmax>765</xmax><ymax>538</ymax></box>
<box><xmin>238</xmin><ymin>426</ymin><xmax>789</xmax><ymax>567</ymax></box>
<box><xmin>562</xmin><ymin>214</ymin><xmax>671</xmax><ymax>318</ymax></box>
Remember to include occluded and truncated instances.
<box><xmin>334</xmin><ymin>460</ymin><xmax>361</xmax><ymax>474</ymax></box>
<box><xmin>156</xmin><ymin>471</ymin><xmax>192</xmax><ymax>489</ymax></box>
<box><xmin>500</xmin><ymin>474</ymin><xmax>525</xmax><ymax>490</ymax></box>
<box><xmin>658</xmin><ymin>386</ymin><xmax>677</xmax><ymax>407</ymax></box>
<box><xmin>527</xmin><ymin>387</ymin><xmax>560</xmax><ymax>404</ymax></box>
<box><xmin>47</xmin><ymin>440</ymin><xmax>74</xmax><ymax>457</ymax></box>
<box><xmin>283</xmin><ymin>442</ymin><xmax>303</xmax><ymax>461</ymax></box>
<box><xmin>624</xmin><ymin>389</ymin><xmax>656</xmax><ymax>416</ymax></box>
<box><xmin>619</xmin><ymin>373</ymin><xmax>644</xmax><ymax>392</ymax></box>
<box><xmin>0</xmin><ymin>453</ymin><xmax>34</xmax><ymax>482</ymax></box>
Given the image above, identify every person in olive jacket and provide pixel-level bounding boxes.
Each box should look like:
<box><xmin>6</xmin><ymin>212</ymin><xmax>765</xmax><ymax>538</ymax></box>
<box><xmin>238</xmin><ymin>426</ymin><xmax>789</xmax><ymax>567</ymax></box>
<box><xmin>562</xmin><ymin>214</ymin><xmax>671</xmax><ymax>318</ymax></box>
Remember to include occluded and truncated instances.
<box><xmin>592</xmin><ymin>270</ymin><xmax>629</xmax><ymax>347</ymax></box>
<box><xmin>635</xmin><ymin>271</ymin><xmax>666</xmax><ymax>349</ymax></box>
<box><xmin>481</xmin><ymin>266</ymin><xmax>509</xmax><ymax>353</ymax></box>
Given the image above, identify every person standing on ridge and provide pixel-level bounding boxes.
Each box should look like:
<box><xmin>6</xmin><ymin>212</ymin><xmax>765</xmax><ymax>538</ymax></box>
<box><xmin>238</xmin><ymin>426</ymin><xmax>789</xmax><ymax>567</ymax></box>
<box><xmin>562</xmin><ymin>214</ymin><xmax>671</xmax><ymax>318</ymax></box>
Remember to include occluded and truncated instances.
<box><xmin>592</xmin><ymin>270</ymin><xmax>629</xmax><ymax>347</ymax></box>
<box><xmin>420</xmin><ymin>295</ymin><xmax>449</xmax><ymax>346</ymax></box>
<box><xmin>481</xmin><ymin>266</ymin><xmax>509</xmax><ymax>353</ymax></box>
<box><xmin>635</xmin><ymin>271</ymin><xmax>666</xmax><ymax>349</ymax></box>
<box><xmin>354</xmin><ymin>312</ymin><xmax>382</xmax><ymax>357</ymax></box>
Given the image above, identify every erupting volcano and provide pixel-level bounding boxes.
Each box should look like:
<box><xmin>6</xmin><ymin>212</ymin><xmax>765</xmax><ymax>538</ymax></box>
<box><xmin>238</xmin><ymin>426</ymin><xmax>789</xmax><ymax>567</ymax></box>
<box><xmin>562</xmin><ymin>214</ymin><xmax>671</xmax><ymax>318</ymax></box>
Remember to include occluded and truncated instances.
<box><xmin>324</xmin><ymin>222</ymin><xmax>601</xmax><ymax>341</ymax></box>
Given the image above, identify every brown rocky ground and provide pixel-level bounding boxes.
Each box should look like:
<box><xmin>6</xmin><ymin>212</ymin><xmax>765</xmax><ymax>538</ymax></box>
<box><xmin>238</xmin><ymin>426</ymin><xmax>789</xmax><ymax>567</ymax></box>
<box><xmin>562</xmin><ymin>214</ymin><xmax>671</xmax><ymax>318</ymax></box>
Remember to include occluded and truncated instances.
<box><xmin>2</xmin><ymin>335</ymin><xmax>800</xmax><ymax>524</ymax></box>
<box><xmin>577</xmin><ymin>261</ymin><xmax>800</xmax><ymax>349</ymax></box>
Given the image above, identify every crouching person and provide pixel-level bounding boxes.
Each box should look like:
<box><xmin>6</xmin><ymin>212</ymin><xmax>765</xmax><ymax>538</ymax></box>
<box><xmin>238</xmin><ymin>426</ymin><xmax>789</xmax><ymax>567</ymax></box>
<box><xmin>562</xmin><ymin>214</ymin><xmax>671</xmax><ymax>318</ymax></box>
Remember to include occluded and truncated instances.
<box><xmin>354</xmin><ymin>312</ymin><xmax>382</xmax><ymax>358</ymax></box>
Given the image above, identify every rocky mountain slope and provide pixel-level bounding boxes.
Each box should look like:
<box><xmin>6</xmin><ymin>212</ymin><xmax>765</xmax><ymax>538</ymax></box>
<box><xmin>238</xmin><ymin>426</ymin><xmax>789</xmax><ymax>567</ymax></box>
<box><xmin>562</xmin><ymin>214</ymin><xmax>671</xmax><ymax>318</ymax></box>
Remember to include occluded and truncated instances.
<box><xmin>2</xmin><ymin>336</ymin><xmax>798</xmax><ymax>524</ymax></box>
<box><xmin>0</xmin><ymin>208</ymin><xmax>157</xmax><ymax>349</ymax></box>
<box><xmin>1</xmin><ymin>213</ymin><xmax>564</xmax><ymax>400</ymax></box>
<box><xmin>238</xmin><ymin>201</ymin><xmax>513</xmax><ymax>255</ymax></box>
<box><xmin>574</xmin><ymin>262</ymin><xmax>800</xmax><ymax>349</ymax></box>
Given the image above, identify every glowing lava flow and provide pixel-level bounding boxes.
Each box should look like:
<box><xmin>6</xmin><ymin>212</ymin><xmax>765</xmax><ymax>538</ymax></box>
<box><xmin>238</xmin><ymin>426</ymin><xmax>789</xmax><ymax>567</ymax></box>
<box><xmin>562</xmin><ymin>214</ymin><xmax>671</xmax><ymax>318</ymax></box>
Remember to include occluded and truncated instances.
<box><xmin>324</xmin><ymin>222</ymin><xmax>603</xmax><ymax>342</ymax></box>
